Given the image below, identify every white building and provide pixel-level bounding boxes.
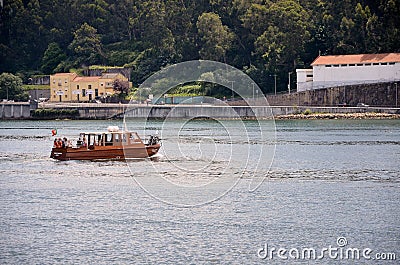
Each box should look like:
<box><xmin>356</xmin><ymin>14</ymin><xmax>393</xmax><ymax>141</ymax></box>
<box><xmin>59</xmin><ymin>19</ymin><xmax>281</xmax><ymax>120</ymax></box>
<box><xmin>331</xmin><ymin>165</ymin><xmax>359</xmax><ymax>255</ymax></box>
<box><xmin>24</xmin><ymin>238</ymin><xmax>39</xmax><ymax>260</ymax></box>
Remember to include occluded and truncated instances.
<box><xmin>296</xmin><ymin>53</ymin><xmax>400</xmax><ymax>91</ymax></box>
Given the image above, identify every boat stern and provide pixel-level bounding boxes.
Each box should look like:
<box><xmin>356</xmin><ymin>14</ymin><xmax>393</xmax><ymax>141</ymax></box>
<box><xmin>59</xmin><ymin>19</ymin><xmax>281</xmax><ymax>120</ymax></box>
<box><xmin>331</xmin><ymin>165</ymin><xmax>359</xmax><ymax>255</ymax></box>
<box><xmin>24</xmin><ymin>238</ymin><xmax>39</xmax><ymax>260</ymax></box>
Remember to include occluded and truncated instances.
<box><xmin>50</xmin><ymin>148</ymin><xmax>67</xmax><ymax>160</ymax></box>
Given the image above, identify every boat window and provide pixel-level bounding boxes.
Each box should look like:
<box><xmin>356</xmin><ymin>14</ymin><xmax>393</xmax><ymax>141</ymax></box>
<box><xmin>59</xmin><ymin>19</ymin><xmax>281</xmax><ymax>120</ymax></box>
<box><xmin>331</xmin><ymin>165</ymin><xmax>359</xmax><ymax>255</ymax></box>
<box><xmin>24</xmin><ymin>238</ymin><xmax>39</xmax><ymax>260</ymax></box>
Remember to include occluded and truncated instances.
<box><xmin>130</xmin><ymin>132</ymin><xmax>142</xmax><ymax>143</ymax></box>
<box><xmin>88</xmin><ymin>134</ymin><xmax>95</xmax><ymax>147</ymax></box>
<box><xmin>130</xmin><ymin>133</ymin><xmax>137</xmax><ymax>140</ymax></box>
<box><xmin>105</xmin><ymin>133</ymin><xmax>113</xmax><ymax>146</ymax></box>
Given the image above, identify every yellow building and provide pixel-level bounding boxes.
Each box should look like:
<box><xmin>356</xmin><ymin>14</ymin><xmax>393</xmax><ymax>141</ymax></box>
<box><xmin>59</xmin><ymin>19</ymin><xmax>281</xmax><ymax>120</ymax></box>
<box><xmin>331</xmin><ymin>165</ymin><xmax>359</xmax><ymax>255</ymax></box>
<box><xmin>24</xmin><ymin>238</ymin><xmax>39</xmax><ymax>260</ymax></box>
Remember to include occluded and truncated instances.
<box><xmin>50</xmin><ymin>72</ymin><xmax>130</xmax><ymax>102</ymax></box>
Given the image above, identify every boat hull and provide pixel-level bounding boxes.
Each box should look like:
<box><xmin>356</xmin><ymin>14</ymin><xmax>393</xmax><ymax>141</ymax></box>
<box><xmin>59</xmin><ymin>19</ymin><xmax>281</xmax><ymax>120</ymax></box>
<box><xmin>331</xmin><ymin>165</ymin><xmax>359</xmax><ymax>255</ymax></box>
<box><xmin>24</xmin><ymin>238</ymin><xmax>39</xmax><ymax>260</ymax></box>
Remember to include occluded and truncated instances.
<box><xmin>50</xmin><ymin>144</ymin><xmax>161</xmax><ymax>161</ymax></box>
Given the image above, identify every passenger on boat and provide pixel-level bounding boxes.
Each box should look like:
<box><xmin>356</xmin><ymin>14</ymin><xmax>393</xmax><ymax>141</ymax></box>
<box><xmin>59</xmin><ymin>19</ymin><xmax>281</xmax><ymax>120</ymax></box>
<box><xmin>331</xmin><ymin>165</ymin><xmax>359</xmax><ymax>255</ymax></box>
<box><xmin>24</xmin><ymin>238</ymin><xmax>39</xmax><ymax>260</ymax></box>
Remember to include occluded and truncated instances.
<box><xmin>61</xmin><ymin>138</ymin><xmax>66</xmax><ymax>148</ymax></box>
<box><xmin>82</xmin><ymin>137</ymin><xmax>87</xmax><ymax>147</ymax></box>
<box><xmin>54</xmin><ymin>138</ymin><xmax>63</xmax><ymax>148</ymax></box>
<box><xmin>76</xmin><ymin>137</ymin><xmax>82</xmax><ymax>147</ymax></box>
<box><xmin>53</xmin><ymin>139</ymin><xmax>57</xmax><ymax>148</ymax></box>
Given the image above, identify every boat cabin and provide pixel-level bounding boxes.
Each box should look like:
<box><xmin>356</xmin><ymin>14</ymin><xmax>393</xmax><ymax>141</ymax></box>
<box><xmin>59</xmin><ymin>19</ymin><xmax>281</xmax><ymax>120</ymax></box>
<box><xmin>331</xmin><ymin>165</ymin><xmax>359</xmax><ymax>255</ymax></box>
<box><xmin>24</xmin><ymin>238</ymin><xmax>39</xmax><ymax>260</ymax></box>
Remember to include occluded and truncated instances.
<box><xmin>77</xmin><ymin>131</ymin><xmax>144</xmax><ymax>149</ymax></box>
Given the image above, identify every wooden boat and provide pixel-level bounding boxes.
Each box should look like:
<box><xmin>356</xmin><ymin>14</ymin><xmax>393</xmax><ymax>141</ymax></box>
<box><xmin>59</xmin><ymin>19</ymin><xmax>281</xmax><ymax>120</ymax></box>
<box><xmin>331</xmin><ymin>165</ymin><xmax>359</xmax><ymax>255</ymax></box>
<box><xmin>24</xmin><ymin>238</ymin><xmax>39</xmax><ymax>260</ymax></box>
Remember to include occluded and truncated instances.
<box><xmin>50</xmin><ymin>126</ymin><xmax>161</xmax><ymax>161</ymax></box>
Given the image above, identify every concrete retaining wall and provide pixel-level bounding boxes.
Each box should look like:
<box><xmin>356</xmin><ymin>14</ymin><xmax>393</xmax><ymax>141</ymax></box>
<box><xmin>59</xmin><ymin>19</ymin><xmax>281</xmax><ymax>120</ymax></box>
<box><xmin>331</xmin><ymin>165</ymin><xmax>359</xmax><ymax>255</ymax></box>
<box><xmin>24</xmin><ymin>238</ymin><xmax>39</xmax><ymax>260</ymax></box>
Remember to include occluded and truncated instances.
<box><xmin>31</xmin><ymin>76</ymin><xmax>50</xmax><ymax>85</ymax></box>
<box><xmin>0</xmin><ymin>103</ymin><xmax>31</xmax><ymax>119</ymax></box>
<box><xmin>3</xmin><ymin>102</ymin><xmax>399</xmax><ymax>120</ymax></box>
<box><xmin>84</xmin><ymin>67</ymin><xmax>132</xmax><ymax>81</ymax></box>
<box><xmin>28</xmin><ymin>89</ymin><xmax>51</xmax><ymax>100</ymax></box>
<box><xmin>123</xmin><ymin>105</ymin><xmax>272</xmax><ymax>119</ymax></box>
<box><xmin>122</xmin><ymin>105</ymin><xmax>399</xmax><ymax>119</ymax></box>
<box><xmin>70</xmin><ymin>105</ymin><xmax>398</xmax><ymax>119</ymax></box>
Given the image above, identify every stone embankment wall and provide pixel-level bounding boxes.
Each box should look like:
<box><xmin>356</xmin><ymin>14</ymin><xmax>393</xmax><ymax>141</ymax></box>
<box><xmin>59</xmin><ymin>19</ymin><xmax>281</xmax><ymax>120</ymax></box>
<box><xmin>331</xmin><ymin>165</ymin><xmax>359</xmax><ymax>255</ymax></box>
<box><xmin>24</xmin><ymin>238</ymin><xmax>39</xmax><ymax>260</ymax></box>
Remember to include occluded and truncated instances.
<box><xmin>265</xmin><ymin>82</ymin><xmax>399</xmax><ymax>107</ymax></box>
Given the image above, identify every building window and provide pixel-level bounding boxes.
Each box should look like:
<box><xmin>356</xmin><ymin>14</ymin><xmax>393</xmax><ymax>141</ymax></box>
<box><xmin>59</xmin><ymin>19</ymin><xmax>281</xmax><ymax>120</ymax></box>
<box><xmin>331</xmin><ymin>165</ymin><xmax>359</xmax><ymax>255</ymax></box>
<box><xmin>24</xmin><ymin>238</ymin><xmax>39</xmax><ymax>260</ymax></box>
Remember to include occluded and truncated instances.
<box><xmin>77</xmin><ymin>85</ymin><xmax>80</xmax><ymax>89</ymax></box>
<box><xmin>333</xmin><ymin>64</ymin><xmax>339</xmax><ymax>67</ymax></box>
<box><xmin>325</xmin><ymin>65</ymin><xmax>332</xmax><ymax>68</ymax></box>
<box><xmin>389</xmin><ymin>62</ymin><xmax>395</xmax><ymax>65</ymax></box>
<box><xmin>65</xmin><ymin>95</ymin><xmax>68</xmax><ymax>98</ymax></box>
<box><xmin>95</xmin><ymin>89</ymin><xmax>99</xmax><ymax>97</ymax></box>
<box><xmin>100</xmin><ymin>83</ymin><xmax>104</xmax><ymax>86</ymax></box>
<box><xmin>356</xmin><ymin>64</ymin><xmax>363</xmax><ymax>66</ymax></box>
<box><xmin>82</xmin><ymin>89</ymin><xmax>86</xmax><ymax>97</ymax></box>
<box><xmin>349</xmin><ymin>64</ymin><xmax>356</xmax><ymax>66</ymax></box>
<box><xmin>381</xmin><ymin>62</ymin><xmax>388</xmax><ymax>65</ymax></box>
<box><xmin>364</xmin><ymin>63</ymin><xmax>371</xmax><ymax>66</ymax></box>
<box><xmin>88</xmin><ymin>85</ymin><xmax>92</xmax><ymax>90</ymax></box>
<box><xmin>373</xmin><ymin>63</ymin><xmax>379</xmax><ymax>65</ymax></box>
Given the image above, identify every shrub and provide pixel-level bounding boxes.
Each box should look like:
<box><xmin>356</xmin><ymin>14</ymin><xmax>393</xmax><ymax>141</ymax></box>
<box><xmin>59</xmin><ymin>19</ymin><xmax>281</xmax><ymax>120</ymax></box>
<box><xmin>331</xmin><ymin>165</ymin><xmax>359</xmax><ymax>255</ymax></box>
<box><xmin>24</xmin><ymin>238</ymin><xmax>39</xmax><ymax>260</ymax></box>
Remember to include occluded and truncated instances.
<box><xmin>32</xmin><ymin>108</ymin><xmax>79</xmax><ymax>118</ymax></box>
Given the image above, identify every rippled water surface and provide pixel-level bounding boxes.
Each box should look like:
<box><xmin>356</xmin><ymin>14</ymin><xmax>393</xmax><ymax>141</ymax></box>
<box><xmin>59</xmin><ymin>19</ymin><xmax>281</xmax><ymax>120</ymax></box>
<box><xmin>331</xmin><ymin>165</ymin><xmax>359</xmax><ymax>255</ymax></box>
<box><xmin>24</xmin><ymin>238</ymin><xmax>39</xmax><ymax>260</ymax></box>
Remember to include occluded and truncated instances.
<box><xmin>0</xmin><ymin>119</ymin><xmax>399</xmax><ymax>264</ymax></box>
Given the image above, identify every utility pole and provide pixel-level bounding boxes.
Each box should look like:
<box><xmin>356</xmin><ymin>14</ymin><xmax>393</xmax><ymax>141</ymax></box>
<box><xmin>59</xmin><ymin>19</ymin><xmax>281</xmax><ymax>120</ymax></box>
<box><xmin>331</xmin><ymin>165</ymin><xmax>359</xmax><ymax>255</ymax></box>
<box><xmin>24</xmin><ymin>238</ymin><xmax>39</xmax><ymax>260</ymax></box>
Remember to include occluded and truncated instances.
<box><xmin>230</xmin><ymin>81</ymin><xmax>234</xmax><ymax>99</ymax></box>
<box><xmin>288</xmin><ymin>72</ymin><xmax>292</xmax><ymax>94</ymax></box>
<box><xmin>396</xmin><ymin>83</ymin><xmax>398</xmax><ymax>108</ymax></box>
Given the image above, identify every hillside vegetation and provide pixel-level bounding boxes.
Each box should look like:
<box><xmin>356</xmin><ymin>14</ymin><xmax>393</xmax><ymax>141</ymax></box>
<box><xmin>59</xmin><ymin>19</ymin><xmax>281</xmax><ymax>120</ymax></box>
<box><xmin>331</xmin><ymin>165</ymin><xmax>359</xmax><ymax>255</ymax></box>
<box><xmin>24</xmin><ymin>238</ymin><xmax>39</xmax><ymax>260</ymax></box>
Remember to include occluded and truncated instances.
<box><xmin>1</xmin><ymin>0</ymin><xmax>399</xmax><ymax>93</ymax></box>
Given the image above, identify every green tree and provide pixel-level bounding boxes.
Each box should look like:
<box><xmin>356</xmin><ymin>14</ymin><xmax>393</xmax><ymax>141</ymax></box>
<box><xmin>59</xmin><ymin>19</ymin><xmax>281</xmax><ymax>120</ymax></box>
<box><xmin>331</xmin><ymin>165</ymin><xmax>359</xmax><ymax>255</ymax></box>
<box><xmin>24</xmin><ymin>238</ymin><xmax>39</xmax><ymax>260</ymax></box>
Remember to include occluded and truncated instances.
<box><xmin>69</xmin><ymin>23</ymin><xmax>104</xmax><ymax>67</ymax></box>
<box><xmin>113</xmin><ymin>79</ymin><xmax>130</xmax><ymax>99</ymax></box>
<box><xmin>196</xmin><ymin>12</ymin><xmax>235</xmax><ymax>62</ymax></box>
<box><xmin>378</xmin><ymin>0</ymin><xmax>400</xmax><ymax>52</ymax></box>
<box><xmin>108</xmin><ymin>0</ymin><xmax>140</xmax><ymax>41</ymax></box>
<box><xmin>0</xmin><ymin>73</ymin><xmax>27</xmax><ymax>101</ymax></box>
<box><xmin>255</xmin><ymin>1</ymin><xmax>311</xmax><ymax>69</ymax></box>
<box><xmin>165</xmin><ymin>0</ymin><xmax>197</xmax><ymax>61</ymax></box>
<box><xmin>40</xmin><ymin>42</ymin><xmax>67</xmax><ymax>74</ymax></box>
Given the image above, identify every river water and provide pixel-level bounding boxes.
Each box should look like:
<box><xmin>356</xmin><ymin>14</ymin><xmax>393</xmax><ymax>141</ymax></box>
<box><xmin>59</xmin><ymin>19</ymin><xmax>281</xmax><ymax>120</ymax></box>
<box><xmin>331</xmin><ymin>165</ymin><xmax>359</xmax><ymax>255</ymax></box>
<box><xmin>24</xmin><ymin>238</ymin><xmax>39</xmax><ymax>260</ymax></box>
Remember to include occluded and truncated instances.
<box><xmin>0</xmin><ymin>119</ymin><xmax>399</xmax><ymax>264</ymax></box>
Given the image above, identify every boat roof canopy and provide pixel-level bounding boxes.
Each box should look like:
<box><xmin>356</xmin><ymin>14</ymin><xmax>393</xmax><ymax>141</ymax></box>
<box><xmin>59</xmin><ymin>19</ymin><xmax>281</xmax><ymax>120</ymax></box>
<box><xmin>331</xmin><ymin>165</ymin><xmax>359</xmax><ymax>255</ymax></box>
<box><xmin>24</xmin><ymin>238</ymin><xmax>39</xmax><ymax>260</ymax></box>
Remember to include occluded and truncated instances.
<box><xmin>80</xmin><ymin>131</ymin><xmax>138</xmax><ymax>135</ymax></box>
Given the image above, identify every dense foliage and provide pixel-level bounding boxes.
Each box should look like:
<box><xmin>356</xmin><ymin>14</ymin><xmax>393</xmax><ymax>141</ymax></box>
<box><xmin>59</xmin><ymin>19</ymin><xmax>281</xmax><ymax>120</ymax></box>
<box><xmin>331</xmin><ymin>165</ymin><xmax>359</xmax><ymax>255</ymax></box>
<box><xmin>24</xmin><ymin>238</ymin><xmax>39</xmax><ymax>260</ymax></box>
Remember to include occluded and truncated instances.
<box><xmin>0</xmin><ymin>72</ymin><xmax>29</xmax><ymax>101</ymax></box>
<box><xmin>1</xmin><ymin>0</ymin><xmax>399</xmax><ymax>93</ymax></box>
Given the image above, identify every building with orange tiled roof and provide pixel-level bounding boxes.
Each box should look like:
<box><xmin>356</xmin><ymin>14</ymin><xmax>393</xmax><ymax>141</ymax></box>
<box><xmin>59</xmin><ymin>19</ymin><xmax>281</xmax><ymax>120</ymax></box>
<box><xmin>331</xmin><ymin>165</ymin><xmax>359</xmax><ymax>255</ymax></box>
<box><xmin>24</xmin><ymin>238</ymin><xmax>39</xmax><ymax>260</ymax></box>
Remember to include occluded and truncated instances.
<box><xmin>296</xmin><ymin>53</ymin><xmax>400</xmax><ymax>91</ymax></box>
<box><xmin>50</xmin><ymin>72</ymin><xmax>130</xmax><ymax>102</ymax></box>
